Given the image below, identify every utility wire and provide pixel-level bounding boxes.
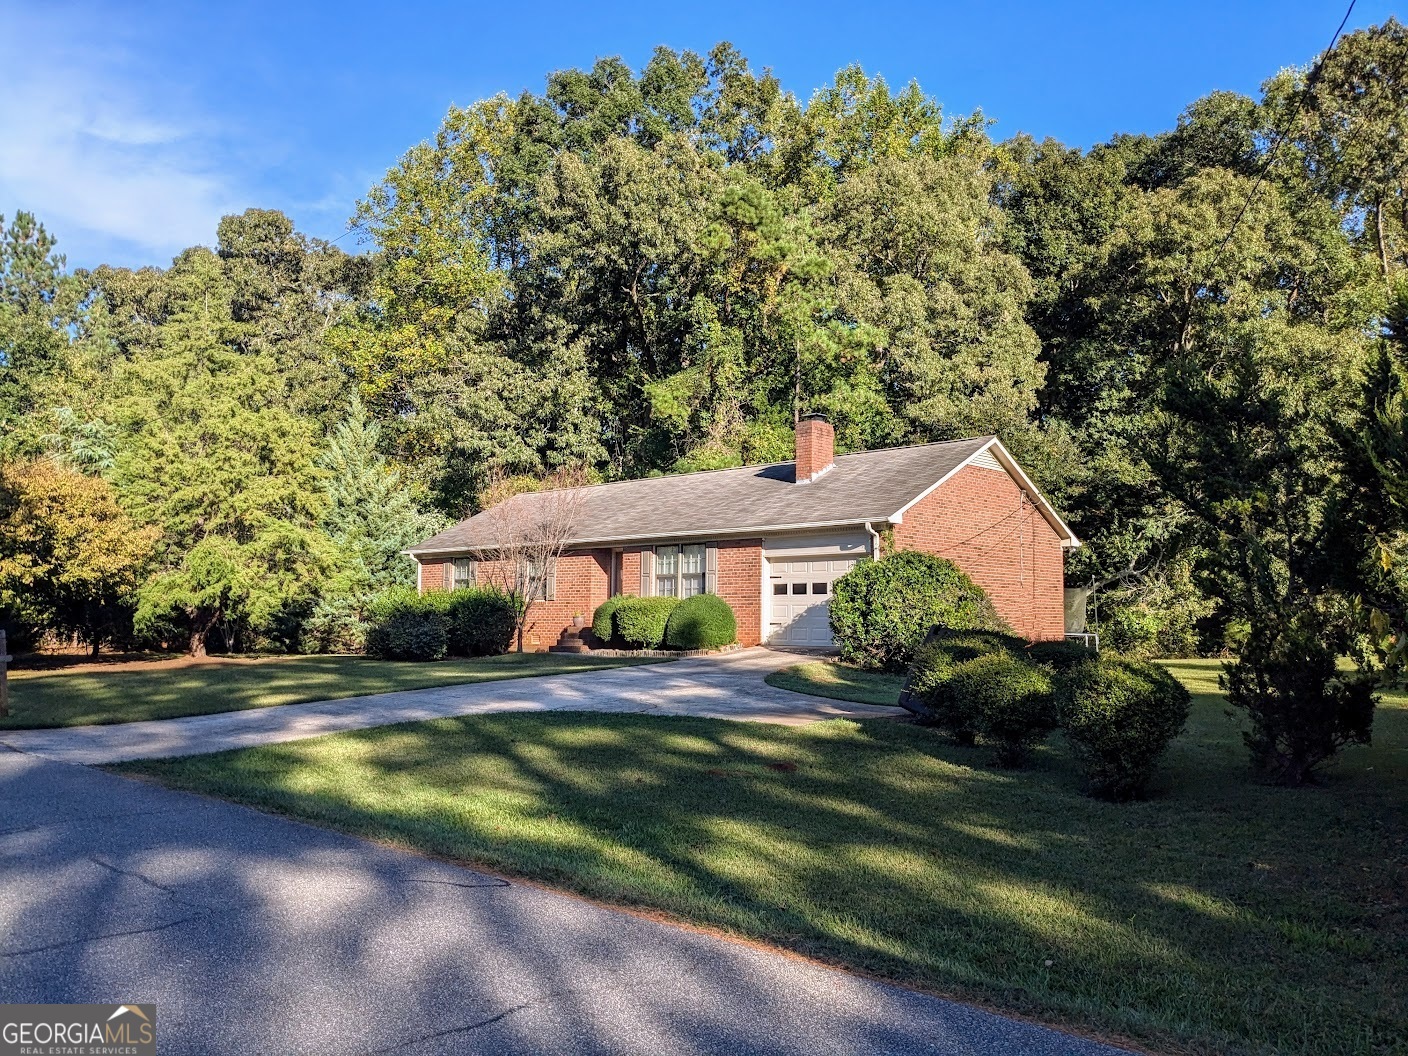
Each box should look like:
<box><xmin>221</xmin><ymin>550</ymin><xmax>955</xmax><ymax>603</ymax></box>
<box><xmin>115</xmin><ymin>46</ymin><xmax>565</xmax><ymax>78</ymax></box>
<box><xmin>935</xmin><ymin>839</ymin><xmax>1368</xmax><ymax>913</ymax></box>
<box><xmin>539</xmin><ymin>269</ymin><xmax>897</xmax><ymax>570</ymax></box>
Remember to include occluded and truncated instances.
<box><xmin>1212</xmin><ymin>0</ymin><xmax>1358</xmax><ymax>260</ymax></box>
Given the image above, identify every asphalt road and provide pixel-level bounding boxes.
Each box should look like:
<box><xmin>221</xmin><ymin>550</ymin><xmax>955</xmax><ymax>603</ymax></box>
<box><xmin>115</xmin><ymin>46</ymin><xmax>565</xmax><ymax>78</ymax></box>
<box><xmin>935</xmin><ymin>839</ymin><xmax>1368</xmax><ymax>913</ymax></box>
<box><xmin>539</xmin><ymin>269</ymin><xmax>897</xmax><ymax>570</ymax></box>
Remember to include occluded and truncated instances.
<box><xmin>0</xmin><ymin>749</ymin><xmax>1134</xmax><ymax>1056</ymax></box>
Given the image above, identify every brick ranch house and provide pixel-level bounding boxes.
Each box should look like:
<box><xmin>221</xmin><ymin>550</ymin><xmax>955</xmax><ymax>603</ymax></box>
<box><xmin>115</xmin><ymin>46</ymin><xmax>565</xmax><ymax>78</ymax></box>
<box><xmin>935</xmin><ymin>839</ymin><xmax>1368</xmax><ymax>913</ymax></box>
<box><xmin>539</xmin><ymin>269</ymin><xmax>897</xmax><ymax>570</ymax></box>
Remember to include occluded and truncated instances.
<box><xmin>407</xmin><ymin>416</ymin><xmax>1079</xmax><ymax>650</ymax></box>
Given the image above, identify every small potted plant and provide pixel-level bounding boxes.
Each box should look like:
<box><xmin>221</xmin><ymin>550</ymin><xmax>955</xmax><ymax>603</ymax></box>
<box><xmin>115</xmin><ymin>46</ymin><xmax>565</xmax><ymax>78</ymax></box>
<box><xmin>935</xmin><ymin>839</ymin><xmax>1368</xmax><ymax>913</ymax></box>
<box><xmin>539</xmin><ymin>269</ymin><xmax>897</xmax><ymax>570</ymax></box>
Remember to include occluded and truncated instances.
<box><xmin>571</xmin><ymin>611</ymin><xmax>586</xmax><ymax>629</ymax></box>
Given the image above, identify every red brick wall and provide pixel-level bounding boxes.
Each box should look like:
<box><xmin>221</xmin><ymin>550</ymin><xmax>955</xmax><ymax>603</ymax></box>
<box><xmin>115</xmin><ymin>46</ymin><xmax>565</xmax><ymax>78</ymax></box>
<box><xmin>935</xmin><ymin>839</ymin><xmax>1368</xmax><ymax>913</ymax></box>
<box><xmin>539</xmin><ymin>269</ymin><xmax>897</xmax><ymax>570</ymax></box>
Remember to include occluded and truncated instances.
<box><xmin>716</xmin><ymin>540</ymin><xmax>763</xmax><ymax>646</ymax></box>
<box><xmin>620</xmin><ymin>547</ymin><xmax>646</xmax><ymax>597</ymax></box>
<box><xmin>419</xmin><ymin>559</ymin><xmax>449</xmax><ymax>591</ymax></box>
<box><xmin>795</xmin><ymin>417</ymin><xmax>835</xmax><ymax>482</ymax></box>
<box><xmin>418</xmin><ymin>550</ymin><xmax>611</xmax><ymax>652</ymax></box>
<box><xmin>892</xmin><ymin>465</ymin><xmax>1066</xmax><ymax>641</ymax></box>
<box><xmin>611</xmin><ymin>541</ymin><xmax>762</xmax><ymax>647</ymax></box>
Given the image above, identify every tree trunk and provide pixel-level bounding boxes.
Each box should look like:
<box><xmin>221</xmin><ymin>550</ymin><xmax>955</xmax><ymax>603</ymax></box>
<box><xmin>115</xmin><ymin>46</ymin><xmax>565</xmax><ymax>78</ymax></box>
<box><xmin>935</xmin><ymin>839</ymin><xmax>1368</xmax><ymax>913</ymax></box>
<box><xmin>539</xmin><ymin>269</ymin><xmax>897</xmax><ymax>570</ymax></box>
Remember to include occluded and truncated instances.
<box><xmin>188</xmin><ymin>611</ymin><xmax>215</xmax><ymax>658</ymax></box>
<box><xmin>90</xmin><ymin>638</ymin><xmax>100</xmax><ymax>658</ymax></box>
<box><xmin>1377</xmin><ymin>200</ymin><xmax>1391</xmax><ymax>278</ymax></box>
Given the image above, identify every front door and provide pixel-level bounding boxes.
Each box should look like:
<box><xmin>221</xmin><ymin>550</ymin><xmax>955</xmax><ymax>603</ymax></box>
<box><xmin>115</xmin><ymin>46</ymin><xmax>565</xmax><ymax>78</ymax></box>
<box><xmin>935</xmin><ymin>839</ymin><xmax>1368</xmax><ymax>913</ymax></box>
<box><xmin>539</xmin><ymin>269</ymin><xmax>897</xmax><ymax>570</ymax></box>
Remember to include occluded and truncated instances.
<box><xmin>766</xmin><ymin>557</ymin><xmax>858</xmax><ymax>646</ymax></box>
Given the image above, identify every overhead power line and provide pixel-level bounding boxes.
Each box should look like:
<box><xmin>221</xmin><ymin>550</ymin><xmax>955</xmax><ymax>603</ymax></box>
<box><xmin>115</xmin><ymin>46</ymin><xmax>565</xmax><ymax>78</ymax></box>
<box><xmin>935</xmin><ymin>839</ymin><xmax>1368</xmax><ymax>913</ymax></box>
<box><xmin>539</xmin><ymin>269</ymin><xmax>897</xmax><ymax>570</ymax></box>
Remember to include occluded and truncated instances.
<box><xmin>1212</xmin><ymin>0</ymin><xmax>1358</xmax><ymax>260</ymax></box>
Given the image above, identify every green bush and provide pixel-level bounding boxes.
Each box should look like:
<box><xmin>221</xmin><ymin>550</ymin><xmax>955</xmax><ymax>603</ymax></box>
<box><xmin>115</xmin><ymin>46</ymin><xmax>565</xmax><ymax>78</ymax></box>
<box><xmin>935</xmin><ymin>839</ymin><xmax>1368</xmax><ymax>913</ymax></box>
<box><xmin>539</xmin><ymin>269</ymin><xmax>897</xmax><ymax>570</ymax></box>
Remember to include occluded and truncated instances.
<box><xmin>665</xmin><ymin>594</ymin><xmax>737</xmax><ymax>650</ymax></box>
<box><xmin>613</xmin><ymin>596</ymin><xmax>681</xmax><ymax>649</ymax></box>
<box><xmin>367</xmin><ymin>585</ymin><xmax>451</xmax><ymax>622</ymax></box>
<box><xmin>1057</xmin><ymin>656</ymin><xmax>1192</xmax><ymax>799</ymax></box>
<box><xmin>830</xmin><ymin>551</ymin><xmax>1010</xmax><ymax>671</ymax></box>
<box><xmin>905</xmin><ymin>643</ymin><xmax>979</xmax><ymax>741</ymax></box>
<box><xmin>363</xmin><ymin>587</ymin><xmax>514</xmax><ymax>659</ymax></box>
<box><xmin>364</xmin><ymin>609</ymin><xmax>448</xmax><ymax>661</ymax></box>
<box><xmin>951</xmin><ymin>652</ymin><xmax>1056</xmax><ymax>767</ymax></box>
<box><xmin>1025</xmin><ymin>638</ymin><xmax>1097</xmax><ymax>671</ymax></box>
<box><xmin>902</xmin><ymin>629</ymin><xmax>1027</xmax><ymax>741</ymax></box>
<box><xmin>302</xmin><ymin>594</ymin><xmax>368</xmax><ymax>654</ymax></box>
<box><xmin>1224</xmin><ymin>613</ymin><xmax>1376</xmax><ymax>786</ymax></box>
<box><xmin>445</xmin><ymin>587</ymin><xmax>516</xmax><ymax>656</ymax></box>
<box><xmin>592</xmin><ymin>595</ymin><xmax>627</xmax><ymax>646</ymax></box>
<box><xmin>927</xmin><ymin>627</ymin><xmax>1028</xmax><ymax>662</ymax></box>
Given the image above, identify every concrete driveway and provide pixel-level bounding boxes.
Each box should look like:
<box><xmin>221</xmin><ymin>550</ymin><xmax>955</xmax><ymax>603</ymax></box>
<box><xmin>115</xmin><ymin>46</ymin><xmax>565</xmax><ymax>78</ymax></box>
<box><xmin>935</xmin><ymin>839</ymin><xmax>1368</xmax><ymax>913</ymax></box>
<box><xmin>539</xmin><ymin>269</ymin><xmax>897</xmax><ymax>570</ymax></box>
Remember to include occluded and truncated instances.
<box><xmin>0</xmin><ymin>749</ymin><xmax>1132</xmax><ymax>1056</ymax></box>
<box><xmin>0</xmin><ymin>648</ymin><xmax>908</xmax><ymax>766</ymax></box>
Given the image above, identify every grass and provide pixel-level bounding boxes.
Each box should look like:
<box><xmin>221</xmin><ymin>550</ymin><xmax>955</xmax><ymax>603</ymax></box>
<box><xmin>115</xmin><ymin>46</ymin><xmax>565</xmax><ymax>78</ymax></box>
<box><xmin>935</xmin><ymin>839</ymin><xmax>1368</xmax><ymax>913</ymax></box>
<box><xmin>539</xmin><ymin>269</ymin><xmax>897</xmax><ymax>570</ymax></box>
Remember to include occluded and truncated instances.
<box><xmin>1</xmin><ymin>653</ymin><xmax>663</xmax><ymax>729</ymax></box>
<box><xmin>765</xmin><ymin>660</ymin><xmax>905</xmax><ymax>706</ymax></box>
<box><xmin>114</xmin><ymin>658</ymin><xmax>1406</xmax><ymax>1056</ymax></box>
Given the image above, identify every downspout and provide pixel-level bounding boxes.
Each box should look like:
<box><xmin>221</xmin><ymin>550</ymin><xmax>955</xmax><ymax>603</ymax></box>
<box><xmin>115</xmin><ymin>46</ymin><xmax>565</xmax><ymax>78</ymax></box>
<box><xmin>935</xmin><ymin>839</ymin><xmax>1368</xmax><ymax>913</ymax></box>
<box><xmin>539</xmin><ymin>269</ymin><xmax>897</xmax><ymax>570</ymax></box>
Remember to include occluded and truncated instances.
<box><xmin>865</xmin><ymin>521</ymin><xmax>882</xmax><ymax>560</ymax></box>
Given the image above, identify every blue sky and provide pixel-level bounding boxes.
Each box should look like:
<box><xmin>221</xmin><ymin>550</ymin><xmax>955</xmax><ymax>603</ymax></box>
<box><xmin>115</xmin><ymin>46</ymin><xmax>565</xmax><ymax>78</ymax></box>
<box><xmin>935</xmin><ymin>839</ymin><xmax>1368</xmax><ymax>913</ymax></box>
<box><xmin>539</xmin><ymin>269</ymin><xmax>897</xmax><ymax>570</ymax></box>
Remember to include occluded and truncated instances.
<box><xmin>0</xmin><ymin>0</ymin><xmax>1396</xmax><ymax>270</ymax></box>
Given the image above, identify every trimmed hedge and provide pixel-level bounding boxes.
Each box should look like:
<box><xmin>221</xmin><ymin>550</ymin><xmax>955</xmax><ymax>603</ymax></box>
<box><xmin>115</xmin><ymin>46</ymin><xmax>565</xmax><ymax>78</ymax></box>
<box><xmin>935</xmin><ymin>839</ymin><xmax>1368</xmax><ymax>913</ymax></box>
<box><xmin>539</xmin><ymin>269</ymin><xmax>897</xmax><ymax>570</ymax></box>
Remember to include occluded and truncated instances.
<box><xmin>364</xmin><ymin>586</ymin><xmax>514</xmax><ymax>661</ymax></box>
<box><xmin>665</xmin><ymin>594</ymin><xmax>737</xmax><ymax>650</ymax></box>
<box><xmin>613</xmin><ymin>596</ymin><xmax>681</xmax><ymax>648</ymax></box>
<box><xmin>1056</xmin><ymin>656</ymin><xmax>1192</xmax><ymax>799</ymax></box>
<box><xmin>364</xmin><ymin>609</ymin><xmax>448</xmax><ymax>661</ymax></box>
<box><xmin>1025</xmin><ymin>638</ymin><xmax>1098</xmax><ymax>671</ymax></box>
<box><xmin>903</xmin><ymin>627</ymin><xmax>1056</xmax><ymax>764</ymax></box>
<box><xmin>830</xmin><ymin>551</ymin><xmax>1011</xmax><ymax>671</ymax></box>
<box><xmin>953</xmin><ymin>652</ymin><xmax>1056</xmax><ymax>767</ymax></box>
<box><xmin>445</xmin><ymin>587</ymin><xmax>517</xmax><ymax>656</ymax></box>
<box><xmin>905</xmin><ymin>629</ymin><xmax>1026</xmax><ymax>744</ymax></box>
<box><xmin>928</xmin><ymin>627</ymin><xmax>1028</xmax><ymax>662</ymax></box>
<box><xmin>592</xmin><ymin>595</ymin><xmax>627</xmax><ymax>646</ymax></box>
<box><xmin>906</xmin><ymin>642</ymin><xmax>979</xmax><ymax>742</ymax></box>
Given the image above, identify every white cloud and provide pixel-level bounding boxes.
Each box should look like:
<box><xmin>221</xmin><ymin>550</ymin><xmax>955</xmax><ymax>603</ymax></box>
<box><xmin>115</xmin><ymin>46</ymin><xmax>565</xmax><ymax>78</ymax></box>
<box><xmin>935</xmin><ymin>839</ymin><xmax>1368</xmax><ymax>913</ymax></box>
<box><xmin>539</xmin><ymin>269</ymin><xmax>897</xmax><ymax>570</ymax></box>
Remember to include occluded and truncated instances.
<box><xmin>0</xmin><ymin>7</ymin><xmax>245</xmax><ymax>266</ymax></box>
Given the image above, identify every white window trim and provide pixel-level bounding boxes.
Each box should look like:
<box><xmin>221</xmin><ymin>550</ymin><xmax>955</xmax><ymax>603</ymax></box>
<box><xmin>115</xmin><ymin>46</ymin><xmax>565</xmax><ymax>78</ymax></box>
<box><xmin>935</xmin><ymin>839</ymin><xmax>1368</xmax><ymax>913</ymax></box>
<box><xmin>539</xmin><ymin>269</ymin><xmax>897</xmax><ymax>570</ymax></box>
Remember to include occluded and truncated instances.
<box><xmin>652</xmin><ymin>542</ymin><xmax>708</xmax><ymax>598</ymax></box>
<box><xmin>451</xmin><ymin>557</ymin><xmax>476</xmax><ymax>591</ymax></box>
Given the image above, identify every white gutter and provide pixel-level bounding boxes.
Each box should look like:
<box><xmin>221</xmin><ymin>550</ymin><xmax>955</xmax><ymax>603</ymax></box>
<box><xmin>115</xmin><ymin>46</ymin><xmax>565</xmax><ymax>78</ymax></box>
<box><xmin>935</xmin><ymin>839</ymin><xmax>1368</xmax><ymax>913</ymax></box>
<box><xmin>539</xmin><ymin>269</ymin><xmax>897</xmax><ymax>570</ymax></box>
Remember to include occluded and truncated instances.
<box><xmin>407</xmin><ymin>516</ymin><xmax>899</xmax><ymax>557</ymax></box>
<box><xmin>864</xmin><ymin>520</ymin><xmax>882</xmax><ymax>560</ymax></box>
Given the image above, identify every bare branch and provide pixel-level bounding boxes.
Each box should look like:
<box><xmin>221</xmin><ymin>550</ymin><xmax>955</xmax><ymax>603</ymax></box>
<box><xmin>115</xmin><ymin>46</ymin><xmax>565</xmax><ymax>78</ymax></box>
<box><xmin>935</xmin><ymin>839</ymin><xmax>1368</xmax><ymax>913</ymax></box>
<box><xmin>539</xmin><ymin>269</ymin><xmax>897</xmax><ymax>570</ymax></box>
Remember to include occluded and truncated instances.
<box><xmin>474</xmin><ymin>467</ymin><xmax>588</xmax><ymax>651</ymax></box>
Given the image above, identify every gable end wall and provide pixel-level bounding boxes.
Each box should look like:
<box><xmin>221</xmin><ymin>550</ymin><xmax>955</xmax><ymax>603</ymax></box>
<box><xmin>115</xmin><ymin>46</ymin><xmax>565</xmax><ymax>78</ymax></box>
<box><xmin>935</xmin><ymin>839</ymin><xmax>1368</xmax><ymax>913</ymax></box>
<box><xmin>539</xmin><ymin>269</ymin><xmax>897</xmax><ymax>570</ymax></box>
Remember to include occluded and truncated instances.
<box><xmin>892</xmin><ymin>465</ymin><xmax>1065</xmax><ymax>641</ymax></box>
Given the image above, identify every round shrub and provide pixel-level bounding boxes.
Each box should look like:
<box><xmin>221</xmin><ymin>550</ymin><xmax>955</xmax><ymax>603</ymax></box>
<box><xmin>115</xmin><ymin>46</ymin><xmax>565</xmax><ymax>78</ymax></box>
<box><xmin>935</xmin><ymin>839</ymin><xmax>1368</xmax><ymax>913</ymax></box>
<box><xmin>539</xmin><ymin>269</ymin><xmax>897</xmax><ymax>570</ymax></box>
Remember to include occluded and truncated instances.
<box><xmin>1025</xmin><ymin>638</ymin><xmax>1097</xmax><ymax>672</ymax></box>
<box><xmin>665</xmin><ymin>594</ymin><xmax>737</xmax><ymax>650</ymax></box>
<box><xmin>829</xmin><ymin>551</ymin><xmax>1010</xmax><ymax>671</ymax></box>
<box><xmin>364</xmin><ymin>609</ymin><xmax>448</xmax><ymax>661</ymax></box>
<box><xmin>900</xmin><ymin>629</ymin><xmax>1027</xmax><ymax>739</ymax></box>
<box><xmin>1056</xmin><ymin>656</ymin><xmax>1192</xmax><ymax>799</ymax></box>
<box><xmin>927</xmin><ymin>627</ymin><xmax>1028</xmax><ymax>662</ymax></box>
<box><xmin>613</xmin><ymin>596</ymin><xmax>681</xmax><ymax>649</ymax></box>
<box><xmin>445</xmin><ymin>587</ymin><xmax>516</xmax><ymax>656</ymax></box>
<box><xmin>367</xmin><ymin>584</ymin><xmax>432</xmax><ymax>622</ymax></box>
<box><xmin>905</xmin><ymin>642</ymin><xmax>980</xmax><ymax>742</ymax></box>
<box><xmin>592</xmin><ymin>595</ymin><xmax>627</xmax><ymax>646</ymax></box>
<box><xmin>947</xmin><ymin>652</ymin><xmax>1056</xmax><ymax>766</ymax></box>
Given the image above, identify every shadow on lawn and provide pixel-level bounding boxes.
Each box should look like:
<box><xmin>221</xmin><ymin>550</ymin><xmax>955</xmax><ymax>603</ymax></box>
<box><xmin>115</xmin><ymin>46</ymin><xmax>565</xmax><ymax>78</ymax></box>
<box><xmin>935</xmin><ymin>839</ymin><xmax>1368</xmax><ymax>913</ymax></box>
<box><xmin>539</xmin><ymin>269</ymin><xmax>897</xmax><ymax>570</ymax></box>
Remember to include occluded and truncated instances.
<box><xmin>4</xmin><ymin>752</ymin><xmax>1059</xmax><ymax>1056</ymax></box>
<box><xmin>2</xmin><ymin>654</ymin><xmax>653</xmax><ymax>729</ymax></box>
<box><xmin>125</xmin><ymin>683</ymin><xmax>1408</xmax><ymax>1056</ymax></box>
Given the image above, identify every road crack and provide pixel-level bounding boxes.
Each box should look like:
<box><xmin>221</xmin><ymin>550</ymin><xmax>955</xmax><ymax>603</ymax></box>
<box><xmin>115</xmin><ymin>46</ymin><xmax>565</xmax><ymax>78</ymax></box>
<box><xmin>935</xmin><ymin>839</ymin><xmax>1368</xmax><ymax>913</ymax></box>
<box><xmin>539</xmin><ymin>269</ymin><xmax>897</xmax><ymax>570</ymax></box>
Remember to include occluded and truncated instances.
<box><xmin>0</xmin><ymin>916</ymin><xmax>200</xmax><ymax>958</ymax></box>
<box><xmin>361</xmin><ymin>1004</ymin><xmax>529</xmax><ymax>1054</ymax></box>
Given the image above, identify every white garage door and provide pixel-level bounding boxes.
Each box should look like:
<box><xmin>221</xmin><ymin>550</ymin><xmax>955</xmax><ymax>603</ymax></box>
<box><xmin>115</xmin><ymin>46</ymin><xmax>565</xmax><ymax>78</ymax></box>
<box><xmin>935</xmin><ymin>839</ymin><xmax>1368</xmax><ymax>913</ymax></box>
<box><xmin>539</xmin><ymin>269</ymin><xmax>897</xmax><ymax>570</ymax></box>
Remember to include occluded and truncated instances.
<box><xmin>767</xmin><ymin>557</ymin><xmax>858</xmax><ymax>646</ymax></box>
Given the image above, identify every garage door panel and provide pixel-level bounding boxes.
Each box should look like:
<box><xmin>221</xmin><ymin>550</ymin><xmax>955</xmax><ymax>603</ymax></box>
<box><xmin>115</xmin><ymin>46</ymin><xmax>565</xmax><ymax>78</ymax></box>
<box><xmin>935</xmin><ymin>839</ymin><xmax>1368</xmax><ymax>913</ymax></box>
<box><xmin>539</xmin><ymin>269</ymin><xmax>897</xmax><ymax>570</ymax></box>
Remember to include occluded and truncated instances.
<box><xmin>766</xmin><ymin>555</ymin><xmax>858</xmax><ymax>646</ymax></box>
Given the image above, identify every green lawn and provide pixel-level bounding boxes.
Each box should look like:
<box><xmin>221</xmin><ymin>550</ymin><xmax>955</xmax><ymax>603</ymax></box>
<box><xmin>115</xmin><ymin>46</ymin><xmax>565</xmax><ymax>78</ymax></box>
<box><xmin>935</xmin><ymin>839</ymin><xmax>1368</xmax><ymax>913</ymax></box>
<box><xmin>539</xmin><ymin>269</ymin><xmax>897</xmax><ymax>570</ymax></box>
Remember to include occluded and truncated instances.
<box><xmin>1</xmin><ymin>653</ymin><xmax>662</xmax><ymax>729</ymax></box>
<box><xmin>114</xmin><ymin>658</ymin><xmax>1406</xmax><ymax>1056</ymax></box>
<box><xmin>765</xmin><ymin>660</ymin><xmax>905</xmax><ymax>706</ymax></box>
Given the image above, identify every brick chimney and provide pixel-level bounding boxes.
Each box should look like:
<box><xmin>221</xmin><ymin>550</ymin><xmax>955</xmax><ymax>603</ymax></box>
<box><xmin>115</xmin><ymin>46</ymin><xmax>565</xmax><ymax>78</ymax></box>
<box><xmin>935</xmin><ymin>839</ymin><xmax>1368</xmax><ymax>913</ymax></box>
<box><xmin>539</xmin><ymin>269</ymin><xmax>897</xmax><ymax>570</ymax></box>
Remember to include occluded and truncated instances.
<box><xmin>795</xmin><ymin>413</ymin><xmax>835</xmax><ymax>483</ymax></box>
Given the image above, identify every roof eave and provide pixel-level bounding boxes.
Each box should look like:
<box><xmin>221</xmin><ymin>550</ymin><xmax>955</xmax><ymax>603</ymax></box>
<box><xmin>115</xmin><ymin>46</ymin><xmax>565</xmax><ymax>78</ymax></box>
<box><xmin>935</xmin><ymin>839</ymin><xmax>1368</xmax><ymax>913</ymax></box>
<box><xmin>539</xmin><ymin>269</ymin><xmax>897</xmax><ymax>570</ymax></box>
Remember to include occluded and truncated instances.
<box><xmin>887</xmin><ymin>437</ymin><xmax>1079</xmax><ymax>549</ymax></box>
<box><xmin>405</xmin><ymin>516</ymin><xmax>894</xmax><ymax>558</ymax></box>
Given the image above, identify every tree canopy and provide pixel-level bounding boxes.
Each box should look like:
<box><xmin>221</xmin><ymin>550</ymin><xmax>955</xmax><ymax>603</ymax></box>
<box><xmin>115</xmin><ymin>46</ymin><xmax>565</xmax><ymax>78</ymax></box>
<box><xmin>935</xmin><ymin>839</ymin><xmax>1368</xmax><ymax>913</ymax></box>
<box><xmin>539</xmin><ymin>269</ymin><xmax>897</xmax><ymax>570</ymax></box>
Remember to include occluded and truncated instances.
<box><xmin>2</xmin><ymin>23</ymin><xmax>1407</xmax><ymax>699</ymax></box>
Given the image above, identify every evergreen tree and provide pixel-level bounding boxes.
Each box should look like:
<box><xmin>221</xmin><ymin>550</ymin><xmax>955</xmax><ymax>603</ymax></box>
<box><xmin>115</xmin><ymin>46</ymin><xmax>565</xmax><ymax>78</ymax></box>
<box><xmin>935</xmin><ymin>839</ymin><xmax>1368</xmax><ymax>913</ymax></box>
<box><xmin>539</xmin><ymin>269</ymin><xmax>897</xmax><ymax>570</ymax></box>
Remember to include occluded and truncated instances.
<box><xmin>319</xmin><ymin>397</ymin><xmax>447</xmax><ymax>592</ymax></box>
<box><xmin>105</xmin><ymin>248</ymin><xmax>329</xmax><ymax>655</ymax></box>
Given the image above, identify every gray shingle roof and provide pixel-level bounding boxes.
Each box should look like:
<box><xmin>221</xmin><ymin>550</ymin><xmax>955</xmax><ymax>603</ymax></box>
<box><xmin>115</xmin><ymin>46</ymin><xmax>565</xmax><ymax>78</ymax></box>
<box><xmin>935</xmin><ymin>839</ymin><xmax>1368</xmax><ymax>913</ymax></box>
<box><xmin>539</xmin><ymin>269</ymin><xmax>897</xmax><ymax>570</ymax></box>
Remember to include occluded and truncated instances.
<box><xmin>407</xmin><ymin>435</ymin><xmax>1066</xmax><ymax>555</ymax></box>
